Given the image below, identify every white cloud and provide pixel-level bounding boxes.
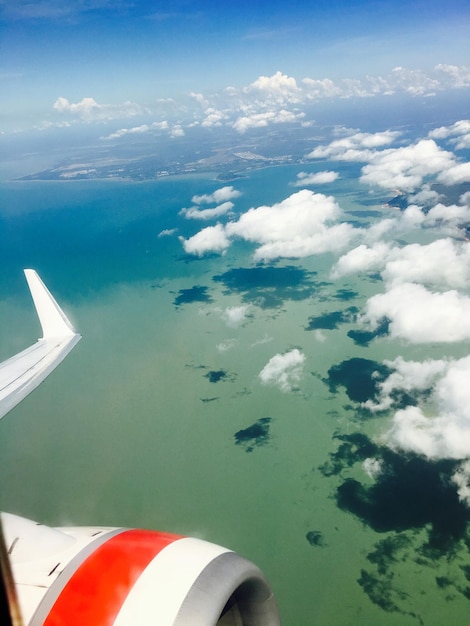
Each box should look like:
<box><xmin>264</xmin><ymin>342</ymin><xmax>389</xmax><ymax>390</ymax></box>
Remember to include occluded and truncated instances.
<box><xmin>247</xmin><ymin>71</ymin><xmax>302</xmax><ymax>104</ymax></box>
<box><xmin>54</xmin><ymin>96</ymin><xmax>145</xmax><ymax>121</ymax></box>
<box><xmin>360</xmin><ymin>139</ymin><xmax>457</xmax><ymax>191</ymax></box>
<box><xmin>423</xmin><ymin>202</ymin><xmax>470</xmax><ymax>230</ymax></box>
<box><xmin>362</xmin><ymin>282</ymin><xmax>470</xmax><ymax>343</ymax></box>
<box><xmin>461</xmin><ymin>192</ymin><xmax>470</xmax><ymax>206</ymax></box>
<box><xmin>331</xmin><ymin>242</ymin><xmax>391</xmax><ymax>279</ymax></box>
<box><xmin>232</xmin><ymin>109</ymin><xmax>305</xmax><ymax>133</ymax></box>
<box><xmin>217</xmin><ymin>339</ymin><xmax>237</xmax><ymax>353</ymax></box>
<box><xmin>336</xmin><ymin>239</ymin><xmax>470</xmax><ymax>289</ymax></box>
<box><xmin>158</xmin><ymin>228</ymin><xmax>177</xmax><ymax>237</ymax></box>
<box><xmin>170</xmin><ymin>124</ymin><xmax>185</xmax><ymax>137</ymax></box>
<box><xmin>381</xmin><ymin>356</ymin><xmax>470</xmax><ymax>460</ymax></box>
<box><xmin>201</xmin><ymin>108</ymin><xmax>226</xmax><ymax>127</ymax></box>
<box><xmin>222</xmin><ymin>305</ymin><xmax>251</xmax><ymax>327</ymax></box>
<box><xmin>428</xmin><ymin>119</ymin><xmax>470</xmax><ymax>142</ymax></box>
<box><xmin>363</xmin><ymin>458</ymin><xmax>383</xmax><ymax>479</ymax></box>
<box><xmin>307</xmin><ymin>130</ymin><xmax>400</xmax><ymax>161</ymax></box>
<box><xmin>293</xmin><ymin>171</ymin><xmax>339</xmax><ymax>186</ymax></box>
<box><xmin>181</xmin><ymin>201</ymin><xmax>234</xmax><ymax>220</ymax></box>
<box><xmin>408</xmin><ymin>184</ymin><xmax>442</xmax><ymax>206</ymax></box>
<box><xmin>226</xmin><ymin>189</ymin><xmax>356</xmax><ymax>261</ymax></box>
<box><xmin>259</xmin><ymin>349</ymin><xmax>305</xmax><ymax>392</ymax></box>
<box><xmin>180</xmin><ymin>223</ymin><xmax>230</xmax><ymax>256</ymax></box>
<box><xmin>192</xmin><ymin>186</ymin><xmax>241</xmax><ymax>205</ymax></box>
<box><xmin>365</xmin><ymin>356</ymin><xmax>448</xmax><ymax>412</ymax></box>
<box><xmin>452</xmin><ymin>461</ymin><xmax>470</xmax><ymax>506</ymax></box>
<box><xmin>103</xmin><ymin>121</ymin><xmax>168</xmax><ymax>140</ymax></box>
<box><xmin>436</xmin><ymin>161</ymin><xmax>470</xmax><ymax>185</ymax></box>
<box><xmin>381</xmin><ymin>239</ymin><xmax>470</xmax><ymax>289</ymax></box>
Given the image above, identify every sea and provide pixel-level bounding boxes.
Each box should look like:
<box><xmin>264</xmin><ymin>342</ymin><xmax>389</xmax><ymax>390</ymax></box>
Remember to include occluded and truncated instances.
<box><xmin>1</xmin><ymin>158</ymin><xmax>469</xmax><ymax>625</ymax></box>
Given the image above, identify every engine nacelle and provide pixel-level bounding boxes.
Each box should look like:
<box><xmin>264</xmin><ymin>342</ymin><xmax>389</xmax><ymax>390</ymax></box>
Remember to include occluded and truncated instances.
<box><xmin>2</xmin><ymin>513</ymin><xmax>279</xmax><ymax>625</ymax></box>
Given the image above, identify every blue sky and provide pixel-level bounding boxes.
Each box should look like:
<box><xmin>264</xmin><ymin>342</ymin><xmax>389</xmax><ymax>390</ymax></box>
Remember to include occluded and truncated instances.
<box><xmin>1</xmin><ymin>0</ymin><xmax>470</xmax><ymax>132</ymax></box>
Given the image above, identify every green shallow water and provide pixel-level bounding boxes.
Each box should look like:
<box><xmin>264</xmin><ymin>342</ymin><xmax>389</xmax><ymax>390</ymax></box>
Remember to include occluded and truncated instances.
<box><xmin>1</xmin><ymin>170</ymin><xmax>470</xmax><ymax>625</ymax></box>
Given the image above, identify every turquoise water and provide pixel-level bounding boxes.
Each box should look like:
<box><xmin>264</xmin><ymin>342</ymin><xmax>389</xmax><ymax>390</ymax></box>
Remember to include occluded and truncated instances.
<box><xmin>1</xmin><ymin>169</ymin><xmax>470</xmax><ymax>625</ymax></box>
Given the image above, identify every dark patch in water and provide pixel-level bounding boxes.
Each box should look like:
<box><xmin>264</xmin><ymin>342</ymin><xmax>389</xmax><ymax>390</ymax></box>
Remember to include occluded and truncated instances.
<box><xmin>306</xmin><ymin>307</ymin><xmax>357</xmax><ymax>331</ymax></box>
<box><xmin>334</xmin><ymin>288</ymin><xmax>358</xmax><ymax>301</ymax></box>
<box><xmin>319</xmin><ymin>433</ymin><xmax>379</xmax><ymax>477</ymax></box>
<box><xmin>367</xmin><ymin>535</ymin><xmax>412</xmax><ymax>575</ymax></box>
<box><xmin>205</xmin><ymin>370</ymin><xmax>228</xmax><ymax>383</ymax></box>
<box><xmin>322</xmin><ymin>434</ymin><xmax>470</xmax><ymax>617</ymax></box>
<box><xmin>336</xmin><ymin>450</ymin><xmax>469</xmax><ymax>549</ymax></box>
<box><xmin>174</xmin><ymin>285</ymin><xmax>212</xmax><ymax>307</ymax></box>
<box><xmin>201</xmin><ymin>397</ymin><xmax>219</xmax><ymax>403</ymax></box>
<box><xmin>348</xmin><ymin>318</ymin><xmax>390</xmax><ymax>346</ymax></box>
<box><xmin>436</xmin><ymin>576</ymin><xmax>452</xmax><ymax>589</ymax></box>
<box><xmin>325</xmin><ymin>358</ymin><xmax>391</xmax><ymax>403</ymax></box>
<box><xmin>213</xmin><ymin>266</ymin><xmax>319</xmax><ymax>308</ymax></box>
<box><xmin>306</xmin><ymin>530</ymin><xmax>325</xmax><ymax>547</ymax></box>
<box><xmin>357</xmin><ymin>569</ymin><xmax>404</xmax><ymax>613</ymax></box>
<box><xmin>234</xmin><ymin>417</ymin><xmax>271</xmax><ymax>452</ymax></box>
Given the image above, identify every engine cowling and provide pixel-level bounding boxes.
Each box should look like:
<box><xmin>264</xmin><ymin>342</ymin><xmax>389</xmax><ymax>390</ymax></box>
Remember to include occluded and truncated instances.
<box><xmin>2</xmin><ymin>513</ymin><xmax>279</xmax><ymax>625</ymax></box>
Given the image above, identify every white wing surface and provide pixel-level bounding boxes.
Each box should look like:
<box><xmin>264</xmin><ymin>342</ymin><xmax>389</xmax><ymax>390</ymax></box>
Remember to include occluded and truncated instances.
<box><xmin>0</xmin><ymin>270</ymin><xmax>81</xmax><ymax>420</ymax></box>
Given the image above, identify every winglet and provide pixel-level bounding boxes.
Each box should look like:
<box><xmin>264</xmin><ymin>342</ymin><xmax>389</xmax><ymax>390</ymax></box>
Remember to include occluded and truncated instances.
<box><xmin>0</xmin><ymin>272</ymin><xmax>81</xmax><ymax>420</ymax></box>
<box><xmin>24</xmin><ymin>269</ymin><xmax>77</xmax><ymax>339</ymax></box>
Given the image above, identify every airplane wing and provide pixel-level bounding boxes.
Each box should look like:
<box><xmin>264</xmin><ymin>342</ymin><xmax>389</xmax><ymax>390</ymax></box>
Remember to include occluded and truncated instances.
<box><xmin>0</xmin><ymin>270</ymin><xmax>81</xmax><ymax>420</ymax></box>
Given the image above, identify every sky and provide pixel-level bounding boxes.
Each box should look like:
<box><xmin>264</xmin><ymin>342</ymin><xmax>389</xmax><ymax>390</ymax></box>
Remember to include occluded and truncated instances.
<box><xmin>1</xmin><ymin>0</ymin><xmax>470</xmax><ymax>133</ymax></box>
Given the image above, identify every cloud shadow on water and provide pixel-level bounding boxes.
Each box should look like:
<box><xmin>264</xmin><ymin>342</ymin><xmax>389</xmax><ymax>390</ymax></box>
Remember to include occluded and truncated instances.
<box><xmin>348</xmin><ymin>318</ymin><xmax>390</xmax><ymax>347</ymax></box>
<box><xmin>234</xmin><ymin>417</ymin><xmax>272</xmax><ymax>453</ymax></box>
<box><xmin>306</xmin><ymin>307</ymin><xmax>358</xmax><ymax>331</ymax></box>
<box><xmin>213</xmin><ymin>266</ymin><xmax>320</xmax><ymax>309</ymax></box>
<box><xmin>319</xmin><ymin>433</ymin><xmax>470</xmax><ymax>618</ymax></box>
<box><xmin>325</xmin><ymin>358</ymin><xmax>392</xmax><ymax>404</ymax></box>
<box><xmin>173</xmin><ymin>285</ymin><xmax>213</xmax><ymax>307</ymax></box>
<box><xmin>205</xmin><ymin>370</ymin><xmax>230</xmax><ymax>383</ymax></box>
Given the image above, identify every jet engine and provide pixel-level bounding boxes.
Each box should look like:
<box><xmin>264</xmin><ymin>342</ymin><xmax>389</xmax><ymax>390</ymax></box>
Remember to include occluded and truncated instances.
<box><xmin>2</xmin><ymin>512</ymin><xmax>279</xmax><ymax>625</ymax></box>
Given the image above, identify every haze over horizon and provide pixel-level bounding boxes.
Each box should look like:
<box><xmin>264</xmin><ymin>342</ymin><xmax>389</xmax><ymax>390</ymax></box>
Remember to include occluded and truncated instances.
<box><xmin>1</xmin><ymin>0</ymin><xmax>469</xmax><ymax>136</ymax></box>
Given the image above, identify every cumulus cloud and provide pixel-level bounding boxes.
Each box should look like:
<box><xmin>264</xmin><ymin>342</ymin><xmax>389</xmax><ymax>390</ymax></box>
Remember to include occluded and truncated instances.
<box><xmin>362</xmin><ymin>282</ymin><xmax>470</xmax><ymax>343</ymax></box>
<box><xmin>247</xmin><ymin>71</ymin><xmax>302</xmax><ymax>104</ymax></box>
<box><xmin>436</xmin><ymin>161</ymin><xmax>470</xmax><ymax>185</ymax></box>
<box><xmin>170</xmin><ymin>124</ymin><xmax>185</xmax><ymax>137</ymax></box>
<box><xmin>54</xmin><ymin>96</ymin><xmax>145</xmax><ymax>121</ymax></box>
<box><xmin>103</xmin><ymin>121</ymin><xmax>168</xmax><ymax>140</ymax></box>
<box><xmin>259</xmin><ymin>349</ymin><xmax>305</xmax><ymax>392</ymax></box>
<box><xmin>309</xmin><ymin>130</ymin><xmax>468</xmax><ymax>192</ymax></box>
<box><xmin>360</xmin><ymin>139</ymin><xmax>457</xmax><ymax>191</ymax></box>
<box><xmin>365</xmin><ymin>356</ymin><xmax>449</xmax><ymax>412</ymax></box>
<box><xmin>381</xmin><ymin>239</ymin><xmax>470</xmax><ymax>289</ymax></box>
<box><xmin>307</xmin><ymin>130</ymin><xmax>400</xmax><ymax>161</ymax></box>
<box><xmin>217</xmin><ymin>339</ymin><xmax>237</xmax><ymax>353</ymax></box>
<box><xmin>334</xmin><ymin>239</ymin><xmax>470</xmax><ymax>289</ymax></box>
<box><xmin>452</xmin><ymin>461</ymin><xmax>470</xmax><ymax>506</ymax></box>
<box><xmin>331</xmin><ymin>242</ymin><xmax>391</xmax><ymax>279</ymax></box>
<box><xmin>379</xmin><ymin>356</ymin><xmax>470</xmax><ymax>461</ymax></box>
<box><xmin>182</xmin><ymin>189</ymin><xmax>357</xmax><ymax>260</ymax></box>
<box><xmin>293</xmin><ymin>171</ymin><xmax>339</xmax><ymax>186</ymax></box>
<box><xmin>226</xmin><ymin>189</ymin><xmax>356</xmax><ymax>261</ymax></box>
<box><xmin>232</xmin><ymin>109</ymin><xmax>305</xmax><ymax>133</ymax></box>
<box><xmin>201</xmin><ymin>108</ymin><xmax>226</xmax><ymax>127</ymax></box>
<box><xmin>192</xmin><ymin>186</ymin><xmax>241</xmax><ymax>205</ymax></box>
<box><xmin>428</xmin><ymin>117</ymin><xmax>470</xmax><ymax>153</ymax></box>
<box><xmin>301</xmin><ymin>65</ymin><xmax>470</xmax><ymax>101</ymax></box>
<box><xmin>222</xmin><ymin>305</ymin><xmax>251</xmax><ymax>327</ymax></box>
<box><xmin>180</xmin><ymin>223</ymin><xmax>230</xmax><ymax>256</ymax></box>
<box><xmin>180</xmin><ymin>201</ymin><xmax>234</xmax><ymax>220</ymax></box>
<box><xmin>158</xmin><ymin>228</ymin><xmax>177</xmax><ymax>237</ymax></box>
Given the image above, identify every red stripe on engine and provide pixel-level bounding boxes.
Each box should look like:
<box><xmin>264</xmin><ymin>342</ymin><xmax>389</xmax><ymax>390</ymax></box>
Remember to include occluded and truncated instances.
<box><xmin>43</xmin><ymin>529</ymin><xmax>182</xmax><ymax>626</ymax></box>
